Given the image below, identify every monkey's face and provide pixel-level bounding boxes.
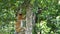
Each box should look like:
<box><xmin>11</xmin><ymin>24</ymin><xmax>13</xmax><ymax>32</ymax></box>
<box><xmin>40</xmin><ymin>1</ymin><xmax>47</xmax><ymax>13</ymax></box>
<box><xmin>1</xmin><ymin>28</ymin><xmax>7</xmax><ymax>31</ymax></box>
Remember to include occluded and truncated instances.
<box><xmin>17</xmin><ymin>14</ymin><xmax>23</xmax><ymax>20</ymax></box>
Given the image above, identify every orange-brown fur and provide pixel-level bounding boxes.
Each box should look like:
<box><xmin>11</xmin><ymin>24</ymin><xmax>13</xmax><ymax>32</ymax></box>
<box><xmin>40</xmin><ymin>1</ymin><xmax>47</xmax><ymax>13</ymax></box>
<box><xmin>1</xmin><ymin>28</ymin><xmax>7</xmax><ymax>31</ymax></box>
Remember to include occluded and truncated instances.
<box><xmin>15</xmin><ymin>14</ymin><xmax>25</xmax><ymax>33</ymax></box>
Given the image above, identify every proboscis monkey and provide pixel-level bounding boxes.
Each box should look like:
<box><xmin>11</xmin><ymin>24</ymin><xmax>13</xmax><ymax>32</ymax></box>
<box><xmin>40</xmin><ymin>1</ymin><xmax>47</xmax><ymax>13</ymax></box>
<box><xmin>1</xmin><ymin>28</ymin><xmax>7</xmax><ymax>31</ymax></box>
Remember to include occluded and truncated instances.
<box><xmin>15</xmin><ymin>13</ymin><xmax>25</xmax><ymax>33</ymax></box>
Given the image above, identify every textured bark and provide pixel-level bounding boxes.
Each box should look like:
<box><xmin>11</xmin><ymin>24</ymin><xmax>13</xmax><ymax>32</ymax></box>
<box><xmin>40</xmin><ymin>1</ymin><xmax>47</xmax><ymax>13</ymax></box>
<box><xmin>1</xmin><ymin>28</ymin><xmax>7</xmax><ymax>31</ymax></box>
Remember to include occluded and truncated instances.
<box><xmin>25</xmin><ymin>6</ymin><xmax>33</xmax><ymax>34</ymax></box>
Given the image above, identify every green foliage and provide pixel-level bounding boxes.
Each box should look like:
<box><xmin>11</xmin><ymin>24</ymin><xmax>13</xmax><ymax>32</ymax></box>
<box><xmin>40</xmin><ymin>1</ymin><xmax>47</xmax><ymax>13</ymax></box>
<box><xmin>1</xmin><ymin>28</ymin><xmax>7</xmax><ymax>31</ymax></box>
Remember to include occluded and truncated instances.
<box><xmin>0</xmin><ymin>0</ymin><xmax>59</xmax><ymax>34</ymax></box>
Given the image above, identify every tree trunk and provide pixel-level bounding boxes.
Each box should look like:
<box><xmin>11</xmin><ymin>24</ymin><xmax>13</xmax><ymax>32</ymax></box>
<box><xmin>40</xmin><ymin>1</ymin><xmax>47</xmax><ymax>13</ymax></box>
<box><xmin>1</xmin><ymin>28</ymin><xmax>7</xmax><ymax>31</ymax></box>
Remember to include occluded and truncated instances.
<box><xmin>25</xmin><ymin>6</ymin><xmax>33</xmax><ymax>34</ymax></box>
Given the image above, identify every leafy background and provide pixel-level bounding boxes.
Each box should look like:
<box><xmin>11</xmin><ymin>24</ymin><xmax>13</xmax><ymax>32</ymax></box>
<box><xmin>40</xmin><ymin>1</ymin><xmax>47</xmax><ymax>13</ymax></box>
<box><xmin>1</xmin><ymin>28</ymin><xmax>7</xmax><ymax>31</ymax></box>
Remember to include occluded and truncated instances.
<box><xmin>0</xmin><ymin>0</ymin><xmax>59</xmax><ymax>34</ymax></box>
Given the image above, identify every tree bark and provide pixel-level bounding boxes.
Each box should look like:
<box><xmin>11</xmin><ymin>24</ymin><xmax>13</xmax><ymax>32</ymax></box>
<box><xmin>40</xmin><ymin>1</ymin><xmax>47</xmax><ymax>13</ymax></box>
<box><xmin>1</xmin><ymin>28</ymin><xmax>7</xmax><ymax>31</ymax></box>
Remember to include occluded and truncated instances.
<box><xmin>25</xmin><ymin>6</ymin><xmax>33</xmax><ymax>34</ymax></box>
